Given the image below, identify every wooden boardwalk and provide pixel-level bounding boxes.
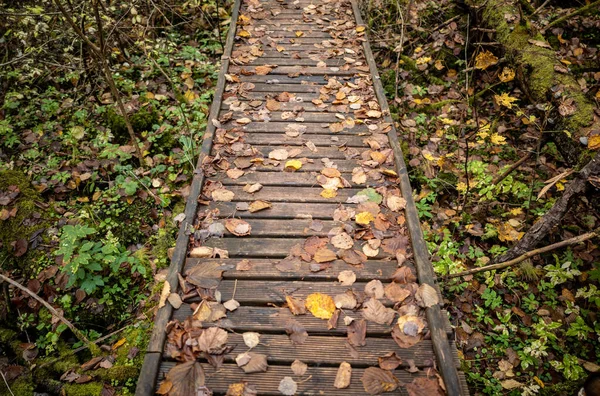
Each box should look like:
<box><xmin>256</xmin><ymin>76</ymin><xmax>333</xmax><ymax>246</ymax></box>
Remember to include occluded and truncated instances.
<box><xmin>136</xmin><ymin>0</ymin><xmax>468</xmax><ymax>394</ymax></box>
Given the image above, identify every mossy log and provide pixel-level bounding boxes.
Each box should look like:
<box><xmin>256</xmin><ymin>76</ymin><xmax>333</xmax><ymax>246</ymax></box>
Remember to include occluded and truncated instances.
<box><xmin>470</xmin><ymin>0</ymin><xmax>599</xmax><ymax>165</ymax></box>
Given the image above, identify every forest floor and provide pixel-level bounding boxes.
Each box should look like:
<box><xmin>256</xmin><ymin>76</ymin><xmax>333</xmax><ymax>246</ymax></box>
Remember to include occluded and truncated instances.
<box><xmin>0</xmin><ymin>0</ymin><xmax>599</xmax><ymax>395</ymax></box>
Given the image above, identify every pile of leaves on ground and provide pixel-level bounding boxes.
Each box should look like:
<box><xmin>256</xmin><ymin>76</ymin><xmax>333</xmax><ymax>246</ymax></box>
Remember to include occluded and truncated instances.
<box><xmin>0</xmin><ymin>0</ymin><xmax>231</xmax><ymax>394</ymax></box>
<box><xmin>365</xmin><ymin>0</ymin><xmax>600</xmax><ymax>394</ymax></box>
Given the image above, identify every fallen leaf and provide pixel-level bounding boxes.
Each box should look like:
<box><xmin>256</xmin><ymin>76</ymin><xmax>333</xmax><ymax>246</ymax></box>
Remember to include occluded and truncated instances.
<box><xmin>362</xmin><ymin>298</ymin><xmax>396</xmax><ymax>325</ymax></box>
<box><xmin>158</xmin><ymin>281</ymin><xmax>170</xmax><ymax>309</ymax></box>
<box><xmin>331</xmin><ymin>233</ymin><xmax>354</xmax><ymax>249</ymax></box>
<box><xmin>338</xmin><ymin>270</ymin><xmax>356</xmax><ymax>286</ymax></box>
<box><xmin>364</xmin><ymin>280</ymin><xmax>385</xmax><ymax>299</ymax></box>
<box><xmin>239</xmin><ymin>353</ymin><xmax>268</xmax><ymax>373</ymax></box>
<box><xmin>361</xmin><ymin>367</ymin><xmax>399</xmax><ymax>395</ymax></box>
<box><xmin>248</xmin><ymin>200</ymin><xmax>272</xmax><ymax>212</ymax></box>
<box><xmin>285</xmin><ymin>319</ymin><xmax>308</xmax><ymax>344</ymax></box>
<box><xmin>225</xmin><ymin>219</ymin><xmax>252</xmax><ymax>236</ymax></box>
<box><xmin>291</xmin><ymin>360</ymin><xmax>308</xmax><ymax>375</ymax></box>
<box><xmin>305</xmin><ymin>292</ymin><xmax>336</xmax><ymax>319</ymax></box>
<box><xmin>387</xmin><ymin>196</ymin><xmax>406</xmax><ymax>212</ymax></box>
<box><xmin>334</xmin><ymin>362</ymin><xmax>352</xmax><ymax>389</ymax></box>
<box><xmin>378</xmin><ymin>352</ymin><xmax>402</xmax><ymax>370</ymax></box>
<box><xmin>284</xmin><ymin>159</ymin><xmax>303</xmax><ymax>171</ymax></box>
<box><xmin>224</xmin><ymin>299</ymin><xmax>240</xmax><ymax>311</ymax></box>
<box><xmin>243</xmin><ymin>183</ymin><xmax>263</xmax><ymax>194</ymax></box>
<box><xmin>347</xmin><ymin>319</ymin><xmax>367</xmax><ymax>346</ymax></box>
<box><xmin>406</xmin><ymin>377</ymin><xmax>445</xmax><ymax>396</ymax></box>
<box><xmin>415</xmin><ymin>283</ymin><xmax>439</xmax><ymax>308</ymax></box>
<box><xmin>255</xmin><ymin>66</ymin><xmax>273</xmax><ymax>75</ymax></box>
<box><xmin>313</xmin><ymin>248</ymin><xmax>337</xmax><ymax>263</ymax></box>
<box><xmin>167</xmin><ymin>293</ymin><xmax>183</xmax><ymax>309</ymax></box>
<box><xmin>334</xmin><ymin>291</ymin><xmax>357</xmax><ymax>309</ymax></box>
<box><xmin>243</xmin><ymin>332</ymin><xmax>260</xmax><ymax>349</ymax></box>
<box><xmin>212</xmin><ymin>189</ymin><xmax>235</xmax><ymax>202</ymax></box>
<box><xmin>269</xmin><ymin>149</ymin><xmax>289</xmax><ymax>161</ymax></box>
<box><xmin>384</xmin><ymin>283</ymin><xmax>411</xmax><ymax>304</ymax></box>
<box><xmin>197</xmin><ymin>327</ymin><xmax>228</xmax><ymax>354</ymax></box>
<box><xmin>278</xmin><ymin>377</ymin><xmax>298</xmax><ymax>395</ymax></box>
<box><xmin>159</xmin><ymin>360</ymin><xmax>205</xmax><ymax>396</ymax></box>
<box><xmin>286</xmin><ymin>295</ymin><xmax>307</xmax><ymax>315</ymax></box>
<box><xmin>227</xmin><ymin>169</ymin><xmax>245</xmax><ymax>179</ymax></box>
<box><xmin>355</xmin><ymin>212</ymin><xmax>375</xmax><ymax>225</ymax></box>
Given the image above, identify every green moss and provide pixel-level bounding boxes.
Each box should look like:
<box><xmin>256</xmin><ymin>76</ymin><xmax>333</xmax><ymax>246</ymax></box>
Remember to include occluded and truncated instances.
<box><xmin>93</xmin><ymin>365</ymin><xmax>139</xmax><ymax>383</ymax></box>
<box><xmin>62</xmin><ymin>382</ymin><xmax>103</xmax><ymax>396</ymax></box>
<box><xmin>0</xmin><ymin>328</ymin><xmax>17</xmax><ymax>344</ymax></box>
<box><xmin>0</xmin><ymin>377</ymin><xmax>34</xmax><ymax>396</ymax></box>
<box><xmin>105</xmin><ymin>106</ymin><xmax>158</xmax><ymax>144</ymax></box>
<box><xmin>539</xmin><ymin>379</ymin><xmax>584</xmax><ymax>395</ymax></box>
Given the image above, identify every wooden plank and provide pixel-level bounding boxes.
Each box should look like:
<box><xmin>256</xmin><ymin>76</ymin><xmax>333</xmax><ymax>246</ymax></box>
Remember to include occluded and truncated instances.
<box><xmin>209</xmin><ymin>171</ymin><xmax>365</xmax><ymax>187</ymax></box>
<box><xmin>229</xmin><ymin>65</ymin><xmax>362</xmax><ymax>75</ymax></box>
<box><xmin>349</xmin><ymin>1</ymin><xmax>464</xmax><ymax>394</ymax></box>
<box><xmin>240</xmin><ymin>133</ymin><xmax>369</xmax><ymax>147</ymax></box>
<box><xmin>202</xmin><ymin>238</ymin><xmax>394</xmax><ymax>259</ymax></box>
<box><xmin>185</xmin><ymin>258</ymin><xmax>396</xmax><ymax>281</ymax></box>
<box><xmin>163</xmin><ymin>333</ymin><xmax>438</xmax><ymax>368</ymax></box>
<box><xmin>158</xmin><ymin>362</ymin><xmax>420</xmax><ymax>395</ymax></box>
<box><xmin>208</xmin><ymin>186</ymin><xmax>359</xmax><ymax>202</ymax></box>
<box><xmin>202</xmin><ymin>202</ymin><xmax>345</xmax><ymax>219</ymax></box>
<box><xmin>231</xmin><ymin>74</ymin><xmax>347</xmax><ymax>83</ymax></box>
<box><xmin>245</xmin><ymin>159</ymin><xmax>360</xmax><ymax>172</ymax></box>
<box><xmin>226</xmin><ymin>121</ymin><xmax>373</xmax><ymax>133</ymax></box>
<box><xmin>172</xmin><ymin>305</ymin><xmax>393</xmax><ymax>335</ymax></box>
<box><xmin>247</xmin><ymin>145</ymin><xmax>361</xmax><ymax>159</ymax></box>
<box><xmin>245</xmin><ymin>58</ymin><xmax>351</xmax><ymax>66</ymax></box>
<box><xmin>216</xmin><ymin>218</ymin><xmax>341</xmax><ymax>236</ymax></box>
<box><xmin>231</xmin><ymin>82</ymin><xmax>323</xmax><ymax>92</ymax></box>
<box><xmin>229</xmin><ymin>112</ymin><xmax>349</xmax><ymax>123</ymax></box>
<box><xmin>222</xmin><ymin>101</ymin><xmax>327</xmax><ymax>112</ymax></box>
<box><xmin>224</xmin><ymin>91</ymin><xmax>327</xmax><ymax>101</ymax></box>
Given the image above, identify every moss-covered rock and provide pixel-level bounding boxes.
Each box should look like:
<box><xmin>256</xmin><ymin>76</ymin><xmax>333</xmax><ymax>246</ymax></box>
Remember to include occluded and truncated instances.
<box><xmin>62</xmin><ymin>382</ymin><xmax>104</xmax><ymax>396</ymax></box>
<box><xmin>105</xmin><ymin>106</ymin><xmax>158</xmax><ymax>144</ymax></box>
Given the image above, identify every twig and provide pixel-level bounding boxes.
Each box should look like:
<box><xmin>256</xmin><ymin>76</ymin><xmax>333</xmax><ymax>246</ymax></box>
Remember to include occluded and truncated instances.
<box><xmin>446</xmin><ymin>229</ymin><xmax>598</xmax><ymax>278</ymax></box>
<box><xmin>518</xmin><ymin>0</ymin><xmax>536</xmax><ymax>14</ymax></box>
<box><xmin>532</xmin><ymin>0</ymin><xmax>551</xmax><ymax>16</ymax></box>
<box><xmin>0</xmin><ymin>370</ymin><xmax>15</xmax><ymax>396</ymax></box>
<box><xmin>492</xmin><ymin>152</ymin><xmax>533</xmax><ymax>185</ymax></box>
<box><xmin>0</xmin><ymin>273</ymin><xmax>91</xmax><ymax>346</ymax></box>
<box><xmin>543</xmin><ymin>0</ymin><xmax>600</xmax><ymax>31</ymax></box>
<box><xmin>393</xmin><ymin>0</ymin><xmax>405</xmax><ymax>100</ymax></box>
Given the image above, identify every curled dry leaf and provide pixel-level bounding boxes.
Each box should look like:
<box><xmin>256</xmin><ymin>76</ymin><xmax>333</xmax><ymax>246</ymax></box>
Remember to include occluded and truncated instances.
<box><xmin>269</xmin><ymin>149</ymin><xmax>289</xmax><ymax>161</ymax></box>
<box><xmin>415</xmin><ymin>283</ymin><xmax>439</xmax><ymax>308</ymax></box>
<box><xmin>197</xmin><ymin>327</ymin><xmax>228</xmax><ymax>354</ymax></box>
<box><xmin>285</xmin><ymin>319</ymin><xmax>308</xmax><ymax>345</ymax></box>
<box><xmin>157</xmin><ymin>360</ymin><xmax>205</xmax><ymax>396</ymax></box>
<box><xmin>338</xmin><ymin>270</ymin><xmax>356</xmax><ymax>286</ymax></box>
<box><xmin>158</xmin><ymin>281</ymin><xmax>170</xmax><ymax>309</ymax></box>
<box><xmin>322</xmin><ymin>168</ymin><xmax>341</xmax><ymax>178</ymax></box>
<box><xmin>243</xmin><ymin>183</ymin><xmax>263</xmax><ymax>194</ymax></box>
<box><xmin>238</xmin><ymin>352</ymin><xmax>268</xmax><ymax>373</ymax></box>
<box><xmin>347</xmin><ymin>319</ymin><xmax>367</xmax><ymax>347</ymax></box>
<box><xmin>212</xmin><ymin>189</ymin><xmax>235</xmax><ymax>202</ymax></box>
<box><xmin>167</xmin><ymin>293</ymin><xmax>182</xmax><ymax>309</ymax></box>
<box><xmin>189</xmin><ymin>246</ymin><xmax>214</xmax><ymax>259</ymax></box>
<box><xmin>305</xmin><ymin>292</ymin><xmax>336</xmax><ymax>319</ymax></box>
<box><xmin>225</xmin><ymin>219</ymin><xmax>252</xmax><ymax>237</ymax></box>
<box><xmin>361</xmin><ymin>367</ymin><xmax>399</xmax><ymax>395</ymax></box>
<box><xmin>291</xmin><ymin>360</ymin><xmax>308</xmax><ymax>375</ymax></box>
<box><xmin>284</xmin><ymin>159</ymin><xmax>303</xmax><ymax>171</ymax></box>
<box><xmin>364</xmin><ymin>280</ymin><xmax>385</xmax><ymax>299</ymax></box>
<box><xmin>255</xmin><ymin>66</ymin><xmax>273</xmax><ymax>75</ymax></box>
<box><xmin>362</xmin><ymin>243</ymin><xmax>379</xmax><ymax>258</ymax></box>
<box><xmin>334</xmin><ymin>291</ymin><xmax>357</xmax><ymax>309</ymax></box>
<box><xmin>406</xmin><ymin>377</ymin><xmax>445</xmax><ymax>396</ymax></box>
<box><xmin>248</xmin><ymin>200</ymin><xmax>272</xmax><ymax>213</ymax></box>
<box><xmin>313</xmin><ymin>248</ymin><xmax>337</xmax><ymax>263</ymax></box>
<box><xmin>386</xmin><ymin>195</ymin><xmax>407</xmax><ymax>212</ymax></box>
<box><xmin>331</xmin><ymin>232</ymin><xmax>353</xmax><ymax>249</ymax></box>
<box><xmin>243</xmin><ymin>332</ymin><xmax>260</xmax><ymax>349</ymax></box>
<box><xmin>227</xmin><ymin>168</ymin><xmax>245</xmax><ymax>179</ymax></box>
<box><xmin>391</xmin><ymin>266</ymin><xmax>417</xmax><ymax>284</ymax></box>
<box><xmin>224</xmin><ymin>298</ymin><xmax>240</xmax><ymax>311</ymax></box>
<box><xmin>355</xmin><ymin>211</ymin><xmax>375</xmax><ymax>225</ymax></box>
<box><xmin>285</xmin><ymin>295</ymin><xmax>307</xmax><ymax>315</ymax></box>
<box><xmin>362</xmin><ymin>298</ymin><xmax>396</xmax><ymax>325</ymax></box>
<box><xmin>278</xmin><ymin>377</ymin><xmax>298</xmax><ymax>396</ymax></box>
<box><xmin>378</xmin><ymin>352</ymin><xmax>402</xmax><ymax>370</ymax></box>
<box><xmin>334</xmin><ymin>362</ymin><xmax>352</xmax><ymax>389</ymax></box>
<box><xmin>226</xmin><ymin>382</ymin><xmax>257</xmax><ymax>396</ymax></box>
<box><xmin>384</xmin><ymin>283</ymin><xmax>411</xmax><ymax>304</ymax></box>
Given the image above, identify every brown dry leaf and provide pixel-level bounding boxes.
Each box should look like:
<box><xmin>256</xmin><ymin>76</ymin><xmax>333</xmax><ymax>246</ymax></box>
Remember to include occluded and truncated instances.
<box><xmin>248</xmin><ymin>200</ymin><xmax>272</xmax><ymax>212</ymax></box>
<box><xmin>331</xmin><ymin>233</ymin><xmax>354</xmax><ymax>249</ymax></box>
<box><xmin>366</xmin><ymin>110</ymin><xmax>382</xmax><ymax>118</ymax></box>
<box><xmin>391</xmin><ymin>267</ymin><xmax>417</xmax><ymax>283</ymax></box>
<box><xmin>329</xmin><ymin>122</ymin><xmax>344</xmax><ymax>133</ymax></box>
<box><xmin>236</xmin><ymin>117</ymin><xmax>252</xmax><ymax>125</ymax></box>
<box><xmin>334</xmin><ymin>362</ymin><xmax>352</xmax><ymax>389</ymax></box>
<box><xmin>347</xmin><ymin>319</ymin><xmax>367</xmax><ymax>347</ymax></box>
<box><xmin>158</xmin><ymin>281</ymin><xmax>170</xmax><ymax>309</ymax></box>
<box><xmin>339</xmin><ymin>249</ymin><xmax>367</xmax><ymax>265</ymax></box>
<box><xmin>242</xmin><ymin>332</ymin><xmax>260</xmax><ymax>349</ymax></box>
<box><xmin>158</xmin><ymin>360</ymin><xmax>205</xmax><ymax>396</ymax></box>
<box><xmin>384</xmin><ymin>283</ymin><xmax>411</xmax><ymax>304</ymax></box>
<box><xmin>266</xmin><ymin>98</ymin><xmax>281</xmax><ymax>111</ymax></box>
<box><xmin>239</xmin><ymin>352</ymin><xmax>268</xmax><ymax>373</ymax></box>
<box><xmin>226</xmin><ymin>382</ymin><xmax>257</xmax><ymax>396</ymax></box>
<box><xmin>236</xmin><ymin>259</ymin><xmax>253</xmax><ymax>271</ymax></box>
<box><xmin>167</xmin><ymin>293</ymin><xmax>183</xmax><ymax>309</ymax></box>
<box><xmin>269</xmin><ymin>149</ymin><xmax>289</xmax><ymax>161</ymax></box>
<box><xmin>378</xmin><ymin>352</ymin><xmax>402</xmax><ymax>370</ymax></box>
<box><xmin>255</xmin><ymin>66</ymin><xmax>273</xmax><ymax>75</ymax></box>
<box><xmin>313</xmin><ymin>248</ymin><xmax>337</xmax><ymax>263</ymax></box>
<box><xmin>362</xmin><ymin>298</ymin><xmax>396</xmax><ymax>325</ymax></box>
<box><xmin>364</xmin><ymin>280</ymin><xmax>385</xmax><ymax>299</ymax></box>
<box><xmin>189</xmin><ymin>246</ymin><xmax>214</xmax><ymax>259</ymax></box>
<box><xmin>322</xmin><ymin>168</ymin><xmax>342</xmax><ymax>178</ymax></box>
<box><xmin>224</xmin><ymin>298</ymin><xmax>240</xmax><ymax>311</ymax></box>
<box><xmin>334</xmin><ymin>291</ymin><xmax>357</xmax><ymax>309</ymax></box>
<box><xmin>305</xmin><ymin>292</ymin><xmax>336</xmax><ymax>319</ymax></box>
<box><xmin>243</xmin><ymin>183</ymin><xmax>263</xmax><ymax>194</ymax></box>
<box><xmin>227</xmin><ymin>169</ymin><xmax>245</xmax><ymax>179</ymax></box>
<box><xmin>286</xmin><ymin>295</ymin><xmax>307</xmax><ymax>315</ymax></box>
<box><xmin>225</xmin><ymin>219</ymin><xmax>252</xmax><ymax>236</ymax></box>
<box><xmin>197</xmin><ymin>327</ymin><xmax>228</xmax><ymax>354</ymax></box>
<box><xmin>212</xmin><ymin>189</ymin><xmax>235</xmax><ymax>202</ymax></box>
<box><xmin>361</xmin><ymin>367</ymin><xmax>399</xmax><ymax>395</ymax></box>
<box><xmin>406</xmin><ymin>377</ymin><xmax>445</xmax><ymax>396</ymax></box>
<box><xmin>285</xmin><ymin>319</ymin><xmax>308</xmax><ymax>344</ymax></box>
<box><xmin>415</xmin><ymin>283</ymin><xmax>439</xmax><ymax>308</ymax></box>
<box><xmin>291</xmin><ymin>360</ymin><xmax>308</xmax><ymax>375</ymax></box>
<box><xmin>193</xmin><ymin>301</ymin><xmax>227</xmax><ymax>322</ymax></box>
<box><xmin>186</xmin><ymin>262</ymin><xmax>224</xmax><ymax>287</ymax></box>
<box><xmin>278</xmin><ymin>377</ymin><xmax>298</xmax><ymax>396</ymax></box>
<box><xmin>338</xmin><ymin>270</ymin><xmax>356</xmax><ymax>286</ymax></box>
<box><xmin>387</xmin><ymin>195</ymin><xmax>406</xmax><ymax>212</ymax></box>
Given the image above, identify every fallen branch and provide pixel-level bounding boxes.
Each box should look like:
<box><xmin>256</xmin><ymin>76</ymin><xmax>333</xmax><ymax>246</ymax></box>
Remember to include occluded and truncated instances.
<box><xmin>446</xmin><ymin>229</ymin><xmax>598</xmax><ymax>278</ymax></box>
<box><xmin>543</xmin><ymin>0</ymin><xmax>600</xmax><ymax>31</ymax></box>
<box><xmin>0</xmin><ymin>273</ymin><xmax>91</xmax><ymax>347</ymax></box>
<box><xmin>492</xmin><ymin>152</ymin><xmax>533</xmax><ymax>185</ymax></box>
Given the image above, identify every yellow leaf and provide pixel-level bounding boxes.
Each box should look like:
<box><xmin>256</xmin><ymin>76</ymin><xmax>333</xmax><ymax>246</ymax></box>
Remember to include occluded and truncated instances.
<box><xmin>355</xmin><ymin>212</ymin><xmax>375</xmax><ymax>225</ymax></box>
<box><xmin>475</xmin><ymin>50</ymin><xmax>498</xmax><ymax>70</ymax></box>
<box><xmin>238</xmin><ymin>30</ymin><xmax>251</xmax><ymax>38</ymax></box>
<box><xmin>111</xmin><ymin>338</ymin><xmax>127</xmax><ymax>350</ymax></box>
<box><xmin>498</xmin><ymin>67</ymin><xmax>515</xmax><ymax>83</ymax></box>
<box><xmin>284</xmin><ymin>159</ymin><xmax>302</xmax><ymax>171</ymax></box>
<box><xmin>588</xmin><ymin>135</ymin><xmax>600</xmax><ymax>150</ymax></box>
<box><xmin>184</xmin><ymin>90</ymin><xmax>197</xmax><ymax>103</ymax></box>
<box><xmin>321</xmin><ymin>188</ymin><xmax>337</xmax><ymax>198</ymax></box>
<box><xmin>305</xmin><ymin>292</ymin><xmax>336</xmax><ymax>320</ymax></box>
<box><xmin>238</xmin><ymin>14</ymin><xmax>251</xmax><ymax>25</ymax></box>
<box><xmin>494</xmin><ymin>92</ymin><xmax>518</xmax><ymax>109</ymax></box>
<box><xmin>490</xmin><ymin>133</ymin><xmax>507</xmax><ymax>145</ymax></box>
<box><xmin>356</xmin><ymin>26</ymin><xmax>366</xmax><ymax>33</ymax></box>
<box><xmin>295</xmin><ymin>31</ymin><xmax>304</xmax><ymax>37</ymax></box>
<box><xmin>415</xmin><ymin>56</ymin><xmax>431</xmax><ymax>65</ymax></box>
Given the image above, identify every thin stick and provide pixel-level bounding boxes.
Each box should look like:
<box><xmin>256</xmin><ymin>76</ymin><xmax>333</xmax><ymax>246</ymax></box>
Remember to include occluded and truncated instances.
<box><xmin>532</xmin><ymin>0</ymin><xmax>550</xmax><ymax>16</ymax></box>
<box><xmin>492</xmin><ymin>152</ymin><xmax>533</xmax><ymax>185</ymax></box>
<box><xmin>0</xmin><ymin>370</ymin><xmax>15</xmax><ymax>396</ymax></box>
<box><xmin>0</xmin><ymin>273</ymin><xmax>91</xmax><ymax>346</ymax></box>
<box><xmin>543</xmin><ymin>0</ymin><xmax>600</xmax><ymax>31</ymax></box>
<box><xmin>446</xmin><ymin>230</ymin><xmax>598</xmax><ymax>278</ymax></box>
